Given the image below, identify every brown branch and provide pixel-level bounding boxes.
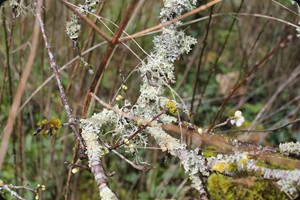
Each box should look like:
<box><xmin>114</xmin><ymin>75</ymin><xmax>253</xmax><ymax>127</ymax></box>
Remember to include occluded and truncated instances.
<box><xmin>162</xmin><ymin>123</ymin><xmax>277</xmax><ymax>155</ymax></box>
<box><xmin>206</xmin><ymin>35</ymin><xmax>293</xmax><ymax>133</ymax></box>
<box><xmin>81</xmin><ymin>0</ymin><xmax>139</xmax><ymax>117</ymax></box>
<box><xmin>119</xmin><ymin>0</ymin><xmax>223</xmax><ymax>43</ymax></box>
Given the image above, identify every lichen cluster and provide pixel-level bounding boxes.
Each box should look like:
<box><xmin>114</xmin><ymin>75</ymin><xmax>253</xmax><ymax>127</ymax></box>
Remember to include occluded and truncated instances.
<box><xmin>80</xmin><ymin>0</ymin><xmax>210</xmax><ymax>193</ymax></box>
<box><xmin>8</xmin><ymin>0</ymin><xmax>34</xmax><ymax>17</ymax></box>
<box><xmin>66</xmin><ymin>0</ymin><xmax>100</xmax><ymax>40</ymax></box>
<box><xmin>79</xmin><ymin>0</ymin><xmax>300</xmax><ymax>198</ymax></box>
<box><xmin>291</xmin><ymin>0</ymin><xmax>300</xmax><ymax>38</ymax></box>
<box><xmin>279</xmin><ymin>141</ymin><xmax>300</xmax><ymax>157</ymax></box>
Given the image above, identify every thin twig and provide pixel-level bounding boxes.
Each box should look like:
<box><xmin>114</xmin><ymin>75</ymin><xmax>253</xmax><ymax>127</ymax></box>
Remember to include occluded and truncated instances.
<box><xmin>109</xmin><ymin>112</ymin><xmax>164</xmax><ymax>150</ymax></box>
<box><xmin>82</xmin><ymin>0</ymin><xmax>139</xmax><ymax>117</ymax></box>
<box><xmin>119</xmin><ymin>0</ymin><xmax>223</xmax><ymax>42</ymax></box>
<box><xmin>189</xmin><ymin>6</ymin><xmax>214</xmax><ymax>113</ymax></box>
<box><xmin>195</xmin><ymin>0</ymin><xmax>244</xmax><ymax>117</ymax></box>
<box><xmin>221</xmin><ymin>118</ymin><xmax>300</xmax><ymax>133</ymax></box>
<box><xmin>206</xmin><ymin>34</ymin><xmax>293</xmax><ymax>133</ymax></box>
<box><xmin>36</xmin><ymin>0</ymin><xmax>85</xmax><ymax>150</ymax></box>
<box><xmin>98</xmin><ymin>138</ymin><xmax>151</xmax><ymax>171</ymax></box>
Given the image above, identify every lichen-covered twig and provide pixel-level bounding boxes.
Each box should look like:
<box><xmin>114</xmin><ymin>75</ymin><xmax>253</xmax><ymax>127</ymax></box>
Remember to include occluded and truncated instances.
<box><xmin>279</xmin><ymin>142</ymin><xmax>300</xmax><ymax>158</ymax></box>
<box><xmin>36</xmin><ymin>0</ymin><xmax>85</xmax><ymax>150</ymax></box>
<box><xmin>109</xmin><ymin>112</ymin><xmax>164</xmax><ymax>150</ymax></box>
<box><xmin>0</xmin><ymin>180</ymin><xmax>43</xmax><ymax>200</ymax></box>
<box><xmin>80</xmin><ymin>1</ymin><xmax>224</xmax><ymax>199</ymax></box>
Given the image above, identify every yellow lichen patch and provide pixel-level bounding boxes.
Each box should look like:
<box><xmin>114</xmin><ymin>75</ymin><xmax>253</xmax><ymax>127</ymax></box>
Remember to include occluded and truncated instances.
<box><xmin>36</xmin><ymin>117</ymin><xmax>62</xmax><ymax>136</ymax></box>
<box><xmin>212</xmin><ymin>162</ymin><xmax>238</xmax><ymax>173</ymax></box>
<box><xmin>212</xmin><ymin>162</ymin><xmax>227</xmax><ymax>173</ymax></box>
<box><xmin>164</xmin><ymin>100</ymin><xmax>178</xmax><ymax>115</ymax></box>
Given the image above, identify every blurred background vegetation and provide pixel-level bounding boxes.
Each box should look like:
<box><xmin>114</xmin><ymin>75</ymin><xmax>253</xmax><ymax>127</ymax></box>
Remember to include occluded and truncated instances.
<box><xmin>0</xmin><ymin>0</ymin><xmax>299</xmax><ymax>199</ymax></box>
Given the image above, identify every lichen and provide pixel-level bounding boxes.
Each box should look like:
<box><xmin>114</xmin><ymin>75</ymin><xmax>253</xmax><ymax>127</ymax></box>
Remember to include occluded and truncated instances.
<box><xmin>147</xmin><ymin>126</ymin><xmax>185</xmax><ymax>152</ymax></box>
<box><xmin>291</xmin><ymin>0</ymin><xmax>300</xmax><ymax>38</ymax></box>
<box><xmin>80</xmin><ymin>120</ymin><xmax>108</xmax><ymax>163</ymax></box>
<box><xmin>66</xmin><ymin>14</ymin><xmax>81</xmax><ymax>40</ymax></box>
<box><xmin>81</xmin><ymin>0</ymin><xmax>206</xmax><ymax>195</ymax></box>
<box><xmin>279</xmin><ymin>142</ymin><xmax>300</xmax><ymax>157</ymax></box>
<box><xmin>99</xmin><ymin>186</ymin><xmax>118</xmax><ymax>200</ymax></box>
<box><xmin>8</xmin><ymin>0</ymin><xmax>34</xmax><ymax>17</ymax></box>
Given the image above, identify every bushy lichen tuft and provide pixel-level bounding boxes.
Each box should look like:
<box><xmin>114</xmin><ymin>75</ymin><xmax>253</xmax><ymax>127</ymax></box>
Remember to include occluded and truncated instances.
<box><xmin>279</xmin><ymin>142</ymin><xmax>300</xmax><ymax>157</ymax></box>
<box><xmin>291</xmin><ymin>0</ymin><xmax>300</xmax><ymax>38</ymax></box>
<box><xmin>8</xmin><ymin>0</ymin><xmax>34</xmax><ymax>17</ymax></box>
<box><xmin>66</xmin><ymin>14</ymin><xmax>81</xmax><ymax>40</ymax></box>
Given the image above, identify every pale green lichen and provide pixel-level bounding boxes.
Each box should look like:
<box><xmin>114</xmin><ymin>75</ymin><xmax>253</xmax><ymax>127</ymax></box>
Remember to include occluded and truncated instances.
<box><xmin>99</xmin><ymin>186</ymin><xmax>118</xmax><ymax>200</ymax></box>
<box><xmin>279</xmin><ymin>141</ymin><xmax>300</xmax><ymax>157</ymax></box>
<box><xmin>180</xmin><ymin>148</ymin><xmax>209</xmax><ymax>191</ymax></box>
<box><xmin>147</xmin><ymin>126</ymin><xmax>185</xmax><ymax>152</ymax></box>
<box><xmin>66</xmin><ymin>14</ymin><xmax>81</xmax><ymax>40</ymax></box>
<box><xmin>81</xmin><ymin>0</ymin><xmax>206</xmax><ymax>195</ymax></box>
<box><xmin>8</xmin><ymin>0</ymin><xmax>34</xmax><ymax>17</ymax></box>
<box><xmin>80</xmin><ymin>120</ymin><xmax>108</xmax><ymax>163</ymax></box>
<box><xmin>66</xmin><ymin>0</ymin><xmax>100</xmax><ymax>40</ymax></box>
<box><xmin>291</xmin><ymin>0</ymin><xmax>300</xmax><ymax>38</ymax></box>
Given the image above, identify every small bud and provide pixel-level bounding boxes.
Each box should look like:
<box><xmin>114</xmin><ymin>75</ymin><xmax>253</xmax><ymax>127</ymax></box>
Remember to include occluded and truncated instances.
<box><xmin>72</xmin><ymin>168</ymin><xmax>80</xmax><ymax>174</ymax></box>
<box><xmin>123</xmin><ymin>138</ymin><xmax>130</xmax><ymax>145</ymax></box>
<box><xmin>116</xmin><ymin>95</ymin><xmax>124</xmax><ymax>101</ymax></box>
<box><xmin>129</xmin><ymin>144</ymin><xmax>134</xmax><ymax>148</ymax></box>
<box><xmin>234</xmin><ymin>110</ymin><xmax>242</xmax><ymax>118</ymax></box>
<box><xmin>121</xmin><ymin>85</ymin><xmax>128</xmax><ymax>91</ymax></box>
<box><xmin>37</xmin><ymin>184</ymin><xmax>41</xmax><ymax>187</ymax></box>
<box><xmin>197</xmin><ymin>128</ymin><xmax>204</xmax><ymax>135</ymax></box>
<box><xmin>0</xmin><ymin>180</ymin><xmax>4</xmax><ymax>186</ymax></box>
<box><xmin>41</xmin><ymin>185</ymin><xmax>46</xmax><ymax>191</ymax></box>
<box><xmin>88</xmin><ymin>68</ymin><xmax>94</xmax><ymax>75</ymax></box>
<box><xmin>35</xmin><ymin>195</ymin><xmax>39</xmax><ymax>200</ymax></box>
<box><xmin>137</xmin><ymin>120</ymin><xmax>143</xmax><ymax>127</ymax></box>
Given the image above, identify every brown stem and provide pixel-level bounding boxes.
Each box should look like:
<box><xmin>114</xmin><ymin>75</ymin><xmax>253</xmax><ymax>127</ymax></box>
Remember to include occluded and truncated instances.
<box><xmin>81</xmin><ymin>0</ymin><xmax>139</xmax><ymax>117</ymax></box>
<box><xmin>119</xmin><ymin>0</ymin><xmax>223</xmax><ymax>43</ymax></box>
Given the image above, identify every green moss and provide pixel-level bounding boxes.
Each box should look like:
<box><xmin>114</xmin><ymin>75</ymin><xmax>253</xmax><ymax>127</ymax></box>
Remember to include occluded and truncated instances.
<box><xmin>202</xmin><ymin>150</ymin><xmax>218</xmax><ymax>158</ymax></box>
<box><xmin>226</xmin><ymin>163</ymin><xmax>238</xmax><ymax>172</ymax></box>
<box><xmin>207</xmin><ymin>174</ymin><xmax>288</xmax><ymax>200</ymax></box>
<box><xmin>255</xmin><ymin>159</ymin><xmax>289</xmax><ymax>170</ymax></box>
